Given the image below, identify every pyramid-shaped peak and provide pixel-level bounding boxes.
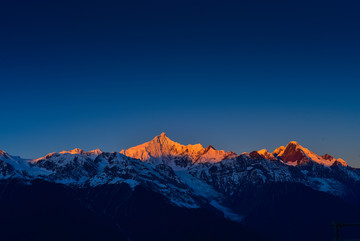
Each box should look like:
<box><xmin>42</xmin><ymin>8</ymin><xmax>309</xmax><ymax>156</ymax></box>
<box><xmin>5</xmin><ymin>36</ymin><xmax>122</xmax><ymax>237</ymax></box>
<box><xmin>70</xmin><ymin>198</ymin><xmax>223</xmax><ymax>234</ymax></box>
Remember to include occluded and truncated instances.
<box><xmin>154</xmin><ymin>132</ymin><xmax>171</xmax><ymax>141</ymax></box>
<box><xmin>283</xmin><ymin>141</ymin><xmax>306</xmax><ymax>152</ymax></box>
<box><xmin>287</xmin><ymin>141</ymin><xmax>302</xmax><ymax>147</ymax></box>
<box><xmin>277</xmin><ymin>141</ymin><xmax>348</xmax><ymax>167</ymax></box>
<box><xmin>120</xmin><ymin>133</ymin><xmax>207</xmax><ymax>166</ymax></box>
<box><xmin>205</xmin><ymin>145</ymin><xmax>217</xmax><ymax>151</ymax></box>
<box><xmin>272</xmin><ymin>141</ymin><xmax>306</xmax><ymax>155</ymax></box>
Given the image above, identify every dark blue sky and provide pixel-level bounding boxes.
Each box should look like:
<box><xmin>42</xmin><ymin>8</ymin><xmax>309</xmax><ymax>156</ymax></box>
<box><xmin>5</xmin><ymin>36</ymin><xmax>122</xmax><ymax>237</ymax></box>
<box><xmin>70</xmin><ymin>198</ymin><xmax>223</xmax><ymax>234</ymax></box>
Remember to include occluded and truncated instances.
<box><xmin>1</xmin><ymin>0</ymin><xmax>359</xmax><ymax>166</ymax></box>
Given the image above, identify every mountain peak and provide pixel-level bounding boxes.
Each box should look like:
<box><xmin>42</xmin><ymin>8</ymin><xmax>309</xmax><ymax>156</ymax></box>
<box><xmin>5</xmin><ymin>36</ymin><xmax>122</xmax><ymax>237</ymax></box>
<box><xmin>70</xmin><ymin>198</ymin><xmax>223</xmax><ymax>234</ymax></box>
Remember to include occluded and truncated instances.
<box><xmin>277</xmin><ymin>141</ymin><xmax>347</xmax><ymax>167</ymax></box>
<box><xmin>287</xmin><ymin>141</ymin><xmax>301</xmax><ymax>147</ymax></box>
<box><xmin>60</xmin><ymin>148</ymin><xmax>85</xmax><ymax>155</ymax></box>
<box><xmin>272</xmin><ymin>146</ymin><xmax>285</xmax><ymax>156</ymax></box>
<box><xmin>0</xmin><ymin>150</ymin><xmax>11</xmax><ymax>159</ymax></box>
<box><xmin>335</xmin><ymin>158</ymin><xmax>348</xmax><ymax>167</ymax></box>
<box><xmin>58</xmin><ymin>148</ymin><xmax>102</xmax><ymax>156</ymax></box>
<box><xmin>87</xmin><ymin>149</ymin><xmax>103</xmax><ymax>155</ymax></box>
<box><xmin>154</xmin><ymin>132</ymin><xmax>171</xmax><ymax>143</ymax></box>
<box><xmin>249</xmin><ymin>149</ymin><xmax>277</xmax><ymax>161</ymax></box>
<box><xmin>120</xmin><ymin>134</ymin><xmax>234</xmax><ymax>168</ymax></box>
<box><xmin>205</xmin><ymin>145</ymin><xmax>216</xmax><ymax>151</ymax></box>
<box><xmin>0</xmin><ymin>150</ymin><xmax>6</xmax><ymax>156</ymax></box>
<box><xmin>120</xmin><ymin>133</ymin><xmax>204</xmax><ymax>165</ymax></box>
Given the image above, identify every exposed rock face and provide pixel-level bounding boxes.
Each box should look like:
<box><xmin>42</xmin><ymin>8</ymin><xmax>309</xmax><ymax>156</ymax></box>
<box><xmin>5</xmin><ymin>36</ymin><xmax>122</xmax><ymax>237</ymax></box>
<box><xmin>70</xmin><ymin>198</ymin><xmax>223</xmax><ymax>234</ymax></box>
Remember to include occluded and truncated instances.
<box><xmin>0</xmin><ymin>136</ymin><xmax>358</xmax><ymax>241</ymax></box>
<box><xmin>249</xmin><ymin>149</ymin><xmax>277</xmax><ymax>161</ymax></box>
<box><xmin>275</xmin><ymin>141</ymin><xmax>347</xmax><ymax>167</ymax></box>
<box><xmin>0</xmin><ymin>134</ymin><xmax>356</xmax><ymax>224</ymax></box>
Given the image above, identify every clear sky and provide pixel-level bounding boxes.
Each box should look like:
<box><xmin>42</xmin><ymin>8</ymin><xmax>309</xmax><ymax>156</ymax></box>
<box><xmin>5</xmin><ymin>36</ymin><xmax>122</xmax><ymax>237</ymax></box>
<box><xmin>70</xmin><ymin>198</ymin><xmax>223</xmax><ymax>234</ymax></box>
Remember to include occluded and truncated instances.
<box><xmin>1</xmin><ymin>0</ymin><xmax>359</xmax><ymax>166</ymax></box>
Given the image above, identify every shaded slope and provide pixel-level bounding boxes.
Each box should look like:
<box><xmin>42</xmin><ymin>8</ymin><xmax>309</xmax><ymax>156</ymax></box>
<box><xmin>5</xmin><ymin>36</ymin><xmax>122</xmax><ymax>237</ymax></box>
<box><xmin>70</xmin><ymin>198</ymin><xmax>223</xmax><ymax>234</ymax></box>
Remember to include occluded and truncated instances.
<box><xmin>0</xmin><ymin>180</ymin><xmax>267</xmax><ymax>241</ymax></box>
<box><xmin>0</xmin><ymin>179</ymin><xmax>127</xmax><ymax>241</ymax></box>
<box><xmin>235</xmin><ymin>183</ymin><xmax>360</xmax><ymax>241</ymax></box>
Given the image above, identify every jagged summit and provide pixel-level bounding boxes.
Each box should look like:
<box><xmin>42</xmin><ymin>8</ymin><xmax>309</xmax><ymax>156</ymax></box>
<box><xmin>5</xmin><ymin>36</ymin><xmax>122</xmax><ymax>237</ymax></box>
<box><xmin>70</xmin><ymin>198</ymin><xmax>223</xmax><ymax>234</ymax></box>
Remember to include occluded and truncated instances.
<box><xmin>152</xmin><ymin>132</ymin><xmax>170</xmax><ymax>143</ymax></box>
<box><xmin>205</xmin><ymin>145</ymin><xmax>216</xmax><ymax>151</ymax></box>
<box><xmin>60</xmin><ymin>148</ymin><xmax>85</xmax><ymax>155</ymax></box>
<box><xmin>0</xmin><ymin>137</ymin><xmax>357</xmax><ymax>215</ymax></box>
<box><xmin>1</xmin><ymin>137</ymin><xmax>349</xmax><ymax>176</ymax></box>
<box><xmin>31</xmin><ymin>148</ymin><xmax>103</xmax><ymax>165</ymax></box>
<box><xmin>120</xmin><ymin>135</ymin><xmax>347</xmax><ymax>168</ymax></box>
<box><xmin>275</xmin><ymin>141</ymin><xmax>347</xmax><ymax>167</ymax></box>
<box><xmin>250</xmin><ymin>149</ymin><xmax>277</xmax><ymax>161</ymax></box>
<box><xmin>120</xmin><ymin>133</ymin><xmax>235</xmax><ymax>168</ymax></box>
<box><xmin>89</xmin><ymin>148</ymin><xmax>103</xmax><ymax>155</ymax></box>
<box><xmin>272</xmin><ymin>146</ymin><xmax>285</xmax><ymax>156</ymax></box>
<box><xmin>59</xmin><ymin>148</ymin><xmax>103</xmax><ymax>156</ymax></box>
<box><xmin>288</xmin><ymin>141</ymin><xmax>300</xmax><ymax>146</ymax></box>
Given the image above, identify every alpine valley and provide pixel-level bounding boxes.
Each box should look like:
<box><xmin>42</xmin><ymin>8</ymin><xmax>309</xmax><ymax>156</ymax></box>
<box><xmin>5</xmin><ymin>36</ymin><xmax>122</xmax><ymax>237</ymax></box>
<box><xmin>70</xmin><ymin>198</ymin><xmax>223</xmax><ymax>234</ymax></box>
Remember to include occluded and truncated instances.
<box><xmin>1</xmin><ymin>133</ymin><xmax>360</xmax><ymax>241</ymax></box>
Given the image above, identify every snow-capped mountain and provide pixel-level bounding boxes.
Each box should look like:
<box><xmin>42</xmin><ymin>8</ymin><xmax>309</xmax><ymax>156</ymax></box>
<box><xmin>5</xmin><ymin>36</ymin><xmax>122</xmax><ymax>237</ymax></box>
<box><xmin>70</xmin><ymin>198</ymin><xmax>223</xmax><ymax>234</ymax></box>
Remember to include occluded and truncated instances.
<box><xmin>120</xmin><ymin>132</ymin><xmax>237</xmax><ymax>169</ymax></box>
<box><xmin>27</xmin><ymin>150</ymin><xmax>203</xmax><ymax>207</ymax></box>
<box><xmin>273</xmin><ymin>141</ymin><xmax>348</xmax><ymax>167</ymax></box>
<box><xmin>0</xmin><ymin>133</ymin><xmax>359</xmax><ymax>224</ymax></box>
<box><xmin>0</xmin><ymin>150</ymin><xmax>50</xmax><ymax>179</ymax></box>
<box><xmin>189</xmin><ymin>152</ymin><xmax>358</xmax><ymax>198</ymax></box>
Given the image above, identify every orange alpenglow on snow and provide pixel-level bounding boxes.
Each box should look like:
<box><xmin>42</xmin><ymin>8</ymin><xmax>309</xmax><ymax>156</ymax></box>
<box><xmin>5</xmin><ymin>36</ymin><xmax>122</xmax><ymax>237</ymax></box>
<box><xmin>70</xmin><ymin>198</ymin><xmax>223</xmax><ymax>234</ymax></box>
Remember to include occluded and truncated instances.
<box><xmin>59</xmin><ymin>148</ymin><xmax>103</xmax><ymax>156</ymax></box>
<box><xmin>120</xmin><ymin>132</ymin><xmax>237</xmax><ymax>167</ymax></box>
<box><xmin>273</xmin><ymin>141</ymin><xmax>348</xmax><ymax>167</ymax></box>
<box><xmin>31</xmin><ymin>148</ymin><xmax>103</xmax><ymax>163</ymax></box>
<box><xmin>249</xmin><ymin>149</ymin><xmax>277</xmax><ymax>161</ymax></box>
<box><xmin>120</xmin><ymin>133</ymin><xmax>348</xmax><ymax>168</ymax></box>
<box><xmin>26</xmin><ymin>134</ymin><xmax>347</xmax><ymax>168</ymax></box>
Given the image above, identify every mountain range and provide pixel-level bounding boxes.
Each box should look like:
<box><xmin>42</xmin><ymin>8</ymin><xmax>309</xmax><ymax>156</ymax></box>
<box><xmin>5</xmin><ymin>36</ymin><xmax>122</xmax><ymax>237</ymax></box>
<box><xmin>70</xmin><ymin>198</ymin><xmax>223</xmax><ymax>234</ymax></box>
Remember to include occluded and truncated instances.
<box><xmin>1</xmin><ymin>133</ymin><xmax>359</xmax><ymax>241</ymax></box>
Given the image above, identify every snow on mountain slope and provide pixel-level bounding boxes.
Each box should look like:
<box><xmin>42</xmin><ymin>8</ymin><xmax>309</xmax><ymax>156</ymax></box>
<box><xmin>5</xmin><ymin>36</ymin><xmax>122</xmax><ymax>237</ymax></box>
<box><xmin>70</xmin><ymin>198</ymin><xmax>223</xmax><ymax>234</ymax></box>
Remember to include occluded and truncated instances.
<box><xmin>274</xmin><ymin>141</ymin><xmax>348</xmax><ymax>167</ymax></box>
<box><xmin>59</xmin><ymin>148</ymin><xmax>103</xmax><ymax>157</ymax></box>
<box><xmin>0</xmin><ymin>150</ymin><xmax>50</xmax><ymax>178</ymax></box>
<box><xmin>188</xmin><ymin>151</ymin><xmax>358</xmax><ymax>198</ymax></box>
<box><xmin>0</xmin><ymin>137</ymin><xmax>358</xmax><ymax>221</ymax></box>
<box><xmin>245</xmin><ymin>149</ymin><xmax>277</xmax><ymax>161</ymax></box>
<box><xmin>195</xmin><ymin>145</ymin><xmax>237</xmax><ymax>164</ymax></box>
<box><xmin>26</xmin><ymin>150</ymin><xmax>202</xmax><ymax>208</ymax></box>
<box><xmin>120</xmin><ymin>133</ymin><xmax>236</xmax><ymax>169</ymax></box>
<box><xmin>0</xmin><ymin>150</ymin><xmax>16</xmax><ymax>178</ymax></box>
<box><xmin>89</xmin><ymin>152</ymin><xmax>201</xmax><ymax>208</ymax></box>
<box><xmin>30</xmin><ymin>149</ymin><xmax>101</xmax><ymax>183</ymax></box>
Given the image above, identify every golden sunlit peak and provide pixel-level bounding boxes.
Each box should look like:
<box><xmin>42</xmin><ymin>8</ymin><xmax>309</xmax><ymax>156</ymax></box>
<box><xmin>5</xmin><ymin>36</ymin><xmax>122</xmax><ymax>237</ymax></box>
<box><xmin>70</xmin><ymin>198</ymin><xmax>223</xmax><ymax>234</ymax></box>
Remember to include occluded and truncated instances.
<box><xmin>288</xmin><ymin>141</ymin><xmax>301</xmax><ymax>146</ymax></box>
<box><xmin>257</xmin><ymin>149</ymin><xmax>269</xmax><ymax>155</ymax></box>
<box><xmin>153</xmin><ymin>132</ymin><xmax>171</xmax><ymax>142</ymax></box>
<box><xmin>158</xmin><ymin>132</ymin><xmax>168</xmax><ymax>138</ymax></box>
<box><xmin>120</xmin><ymin>132</ymin><xmax>236</xmax><ymax>166</ymax></box>
<box><xmin>59</xmin><ymin>148</ymin><xmax>103</xmax><ymax>155</ymax></box>
<box><xmin>60</xmin><ymin>148</ymin><xmax>85</xmax><ymax>155</ymax></box>
<box><xmin>336</xmin><ymin>158</ymin><xmax>348</xmax><ymax>167</ymax></box>
<box><xmin>88</xmin><ymin>149</ymin><xmax>103</xmax><ymax>155</ymax></box>
<box><xmin>205</xmin><ymin>145</ymin><xmax>216</xmax><ymax>151</ymax></box>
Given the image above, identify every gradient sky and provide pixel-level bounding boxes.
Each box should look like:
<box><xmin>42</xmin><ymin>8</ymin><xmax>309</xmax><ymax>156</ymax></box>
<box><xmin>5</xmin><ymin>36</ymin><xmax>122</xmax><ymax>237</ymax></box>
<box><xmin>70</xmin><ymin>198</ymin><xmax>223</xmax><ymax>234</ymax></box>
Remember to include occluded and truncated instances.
<box><xmin>1</xmin><ymin>0</ymin><xmax>359</xmax><ymax>166</ymax></box>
